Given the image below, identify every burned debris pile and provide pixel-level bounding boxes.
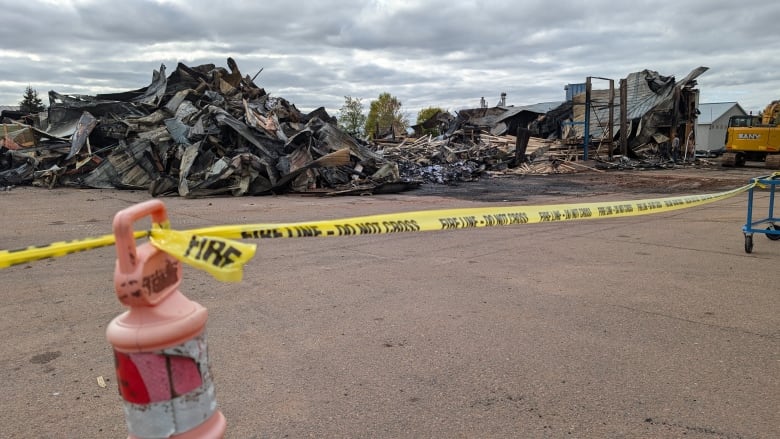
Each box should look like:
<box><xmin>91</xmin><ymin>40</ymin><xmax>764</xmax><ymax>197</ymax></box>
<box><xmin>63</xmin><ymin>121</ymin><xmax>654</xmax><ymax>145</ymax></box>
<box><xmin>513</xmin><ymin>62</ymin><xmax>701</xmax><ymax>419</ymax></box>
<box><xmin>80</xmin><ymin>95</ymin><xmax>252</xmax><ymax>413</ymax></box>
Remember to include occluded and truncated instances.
<box><xmin>379</xmin><ymin>131</ymin><xmax>556</xmax><ymax>183</ymax></box>
<box><xmin>1</xmin><ymin>59</ymin><xmax>402</xmax><ymax>196</ymax></box>
<box><xmin>0</xmin><ymin>59</ymin><xmax>574</xmax><ymax>195</ymax></box>
<box><xmin>1</xmin><ymin>62</ymin><xmax>714</xmax><ymax>194</ymax></box>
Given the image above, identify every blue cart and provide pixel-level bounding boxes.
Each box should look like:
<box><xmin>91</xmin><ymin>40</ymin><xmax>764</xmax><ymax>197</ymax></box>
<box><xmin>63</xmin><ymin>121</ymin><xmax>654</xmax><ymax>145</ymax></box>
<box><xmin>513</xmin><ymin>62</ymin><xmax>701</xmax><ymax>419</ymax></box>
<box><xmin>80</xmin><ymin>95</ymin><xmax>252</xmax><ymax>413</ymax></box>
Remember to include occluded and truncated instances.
<box><xmin>743</xmin><ymin>174</ymin><xmax>780</xmax><ymax>253</ymax></box>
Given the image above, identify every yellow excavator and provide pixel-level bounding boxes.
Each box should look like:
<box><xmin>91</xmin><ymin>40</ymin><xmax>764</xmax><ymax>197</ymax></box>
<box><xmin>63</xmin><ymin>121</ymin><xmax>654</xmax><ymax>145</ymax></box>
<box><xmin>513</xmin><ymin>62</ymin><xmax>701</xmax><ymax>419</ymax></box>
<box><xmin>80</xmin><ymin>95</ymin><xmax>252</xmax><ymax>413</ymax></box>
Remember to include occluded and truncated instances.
<box><xmin>722</xmin><ymin>100</ymin><xmax>780</xmax><ymax>168</ymax></box>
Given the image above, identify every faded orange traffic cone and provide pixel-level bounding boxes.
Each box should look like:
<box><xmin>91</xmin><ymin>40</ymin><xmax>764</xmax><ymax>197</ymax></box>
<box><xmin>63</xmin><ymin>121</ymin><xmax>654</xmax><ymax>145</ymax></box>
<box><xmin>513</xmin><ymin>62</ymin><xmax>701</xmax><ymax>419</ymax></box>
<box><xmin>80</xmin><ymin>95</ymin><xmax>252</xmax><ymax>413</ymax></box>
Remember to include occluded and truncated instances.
<box><xmin>106</xmin><ymin>199</ymin><xmax>226</xmax><ymax>438</ymax></box>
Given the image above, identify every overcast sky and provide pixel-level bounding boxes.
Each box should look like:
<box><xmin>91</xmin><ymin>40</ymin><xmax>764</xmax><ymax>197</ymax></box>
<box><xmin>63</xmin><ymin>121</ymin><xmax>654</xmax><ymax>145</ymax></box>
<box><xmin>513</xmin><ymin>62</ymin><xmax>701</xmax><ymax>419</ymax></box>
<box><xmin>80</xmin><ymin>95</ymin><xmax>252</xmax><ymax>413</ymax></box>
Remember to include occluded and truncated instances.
<box><xmin>1</xmin><ymin>0</ymin><xmax>777</xmax><ymax>118</ymax></box>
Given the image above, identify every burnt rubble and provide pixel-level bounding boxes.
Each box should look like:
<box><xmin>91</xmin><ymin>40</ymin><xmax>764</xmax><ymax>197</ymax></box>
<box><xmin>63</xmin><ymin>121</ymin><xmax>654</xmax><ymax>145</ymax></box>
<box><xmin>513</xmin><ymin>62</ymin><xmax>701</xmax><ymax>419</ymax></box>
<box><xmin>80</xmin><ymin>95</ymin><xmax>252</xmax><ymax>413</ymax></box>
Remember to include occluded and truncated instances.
<box><xmin>1</xmin><ymin>61</ymin><xmax>712</xmax><ymax>194</ymax></box>
<box><xmin>1</xmin><ymin>59</ymin><xmax>406</xmax><ymax>196</ymax></box>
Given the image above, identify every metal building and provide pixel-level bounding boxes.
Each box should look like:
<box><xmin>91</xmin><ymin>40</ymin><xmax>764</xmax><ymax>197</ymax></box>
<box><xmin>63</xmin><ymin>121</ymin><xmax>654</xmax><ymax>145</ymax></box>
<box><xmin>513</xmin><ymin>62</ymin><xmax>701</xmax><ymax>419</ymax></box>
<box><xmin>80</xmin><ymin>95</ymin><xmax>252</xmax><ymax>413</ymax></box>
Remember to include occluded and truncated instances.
<box><xmin>696</xmin><ymin>102</ymin><xmax>747</xmax><ymax>151</ymax></box>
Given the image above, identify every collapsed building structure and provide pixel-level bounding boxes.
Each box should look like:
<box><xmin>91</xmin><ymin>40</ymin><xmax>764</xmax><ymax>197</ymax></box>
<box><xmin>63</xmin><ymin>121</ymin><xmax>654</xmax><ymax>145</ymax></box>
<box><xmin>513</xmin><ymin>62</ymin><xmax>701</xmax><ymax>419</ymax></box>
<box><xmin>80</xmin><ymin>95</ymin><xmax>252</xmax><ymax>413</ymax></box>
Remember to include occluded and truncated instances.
<box><xmin>568</xmin><ymin>67</ymin><xmax>707</xmax><ymax>159</ymax></box>
<box><xmin>1</xmin><ymin>62</ymin><xmax>709</xmax><ymax>194</ymax></box>
<box><xmin>455</xmin><ymin>66</ymin><xmax>708</xmax><ymax>161</ymax></box>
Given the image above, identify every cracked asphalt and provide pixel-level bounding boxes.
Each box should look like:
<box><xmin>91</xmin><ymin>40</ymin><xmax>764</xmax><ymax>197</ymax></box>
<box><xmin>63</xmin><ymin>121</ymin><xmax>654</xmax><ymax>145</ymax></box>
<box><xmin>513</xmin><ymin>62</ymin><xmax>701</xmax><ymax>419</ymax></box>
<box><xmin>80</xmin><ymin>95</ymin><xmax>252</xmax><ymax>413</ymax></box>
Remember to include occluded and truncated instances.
<box><xmin>1</xmin><ymin>165</ymin><xmax>778</xmax><ymax>438</ymax></box>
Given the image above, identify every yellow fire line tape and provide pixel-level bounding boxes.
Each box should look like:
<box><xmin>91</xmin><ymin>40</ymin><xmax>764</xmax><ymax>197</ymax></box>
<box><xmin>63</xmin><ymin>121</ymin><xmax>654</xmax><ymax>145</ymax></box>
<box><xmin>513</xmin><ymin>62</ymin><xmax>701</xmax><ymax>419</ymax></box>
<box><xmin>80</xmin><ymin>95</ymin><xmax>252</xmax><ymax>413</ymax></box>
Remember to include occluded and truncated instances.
<box><xmin>148</xmin><ymin>228</ymin><xmax>257</xmax><ymax>283</ymax></box>
<box><xmin>1</xmin><ymin>174</ymin><xmax>776</xmax><ymax>280</ymax></box>
<box><xmin>183</xmin><ymin>182</ymin><xmax>755</xmax><ymax>241</ymax></box>
<box><xmin>0</xmin><ymin>231</ymin><xmax>148</xmax><ymax>269</ymax></box>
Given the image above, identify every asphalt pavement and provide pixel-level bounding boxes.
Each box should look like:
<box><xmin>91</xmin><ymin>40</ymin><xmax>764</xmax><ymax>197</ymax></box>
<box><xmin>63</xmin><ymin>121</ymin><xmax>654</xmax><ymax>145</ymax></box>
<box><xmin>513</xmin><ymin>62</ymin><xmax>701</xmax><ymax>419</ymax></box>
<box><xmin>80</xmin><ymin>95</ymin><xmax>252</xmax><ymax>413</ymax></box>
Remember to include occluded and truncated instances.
<box><xmin>1</xmin><ymin>176</ymin><xmax>778</xmax><ymax>438</ymax></box>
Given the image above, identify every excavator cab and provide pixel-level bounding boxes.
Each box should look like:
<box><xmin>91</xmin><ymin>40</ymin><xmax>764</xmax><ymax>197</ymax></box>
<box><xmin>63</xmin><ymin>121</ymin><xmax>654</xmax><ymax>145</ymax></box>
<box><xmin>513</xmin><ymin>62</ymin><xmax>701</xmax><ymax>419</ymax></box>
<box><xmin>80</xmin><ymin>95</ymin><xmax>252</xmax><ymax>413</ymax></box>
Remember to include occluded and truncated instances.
<box><xmin>727</xmin><ymin>115</ymin><xmax>760</xmax><ymax>129</ymax></box>
<box><xmin>722</xmin><ymin>112</ymin><xmax>780</xmax><ymax>168</ymax></box>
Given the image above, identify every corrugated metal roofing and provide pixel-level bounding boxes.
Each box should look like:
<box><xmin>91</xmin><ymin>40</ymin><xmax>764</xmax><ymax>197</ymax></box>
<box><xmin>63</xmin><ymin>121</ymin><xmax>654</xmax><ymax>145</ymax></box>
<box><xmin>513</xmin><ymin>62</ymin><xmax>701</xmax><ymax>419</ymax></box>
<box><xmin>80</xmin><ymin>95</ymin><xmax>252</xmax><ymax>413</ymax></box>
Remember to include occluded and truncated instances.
<box><xmin>515</xmin><ymin>101</ymin><xmax>565</xmax><ymax>114</ymax></box>
<box><xmin>458</xmin><ymin>101</ymin><xmax>566</xmax><ymax>128</ymax></box>
<box><xmin>697</xmin><ymin>102</ymin><xmax>743</xmax><ymax>124</ymax></box>
<box><xmin>489</xmin><ymin>101</ymin><xmax>566</xmax><ymax>124</ymax></box>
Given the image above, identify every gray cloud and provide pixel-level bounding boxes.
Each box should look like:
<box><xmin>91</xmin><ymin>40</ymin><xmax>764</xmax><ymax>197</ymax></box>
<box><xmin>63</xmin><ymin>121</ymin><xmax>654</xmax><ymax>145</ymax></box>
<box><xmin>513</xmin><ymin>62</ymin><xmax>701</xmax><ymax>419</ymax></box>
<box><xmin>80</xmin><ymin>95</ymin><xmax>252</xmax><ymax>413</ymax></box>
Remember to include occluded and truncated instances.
<box><xmin>1</xmin><ymin>0</ymin><xmax>777</xmax><ymax>117</ymax></box>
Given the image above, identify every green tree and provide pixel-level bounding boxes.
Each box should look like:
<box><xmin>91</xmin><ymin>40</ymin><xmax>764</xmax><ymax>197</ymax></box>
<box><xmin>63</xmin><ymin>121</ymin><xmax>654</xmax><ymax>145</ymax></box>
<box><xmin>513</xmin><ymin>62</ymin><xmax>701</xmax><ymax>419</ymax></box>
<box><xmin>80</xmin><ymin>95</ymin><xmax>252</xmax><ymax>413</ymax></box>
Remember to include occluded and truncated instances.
<box><xmin>416</xmin><ymin>106</ymin><xmax>446</xmax><ymax>137</ymax></box>
<box><xmin>364</xmin><ymin>92</ymin><xmax>409</xmax><ymax>139</ymax></box>
<box><xmin>19</xmin><ymin>85</ymin><xmax>45</xmax><ymax>114</ymax></box>
<box><xmin>337</xmin><ymin>96</ymin><xmax>366</xmax><ymax>137</ymax></box>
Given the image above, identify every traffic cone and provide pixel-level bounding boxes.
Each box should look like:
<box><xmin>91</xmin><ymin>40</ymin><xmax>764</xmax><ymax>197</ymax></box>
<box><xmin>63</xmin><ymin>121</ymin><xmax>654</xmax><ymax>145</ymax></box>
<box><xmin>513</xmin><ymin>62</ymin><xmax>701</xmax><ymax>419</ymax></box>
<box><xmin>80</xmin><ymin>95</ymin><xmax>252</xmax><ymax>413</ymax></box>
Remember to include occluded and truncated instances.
<box><xmin>106</xmin><ymin>199</ymin><xmax>226</xmax><ymax>438</ymax></box>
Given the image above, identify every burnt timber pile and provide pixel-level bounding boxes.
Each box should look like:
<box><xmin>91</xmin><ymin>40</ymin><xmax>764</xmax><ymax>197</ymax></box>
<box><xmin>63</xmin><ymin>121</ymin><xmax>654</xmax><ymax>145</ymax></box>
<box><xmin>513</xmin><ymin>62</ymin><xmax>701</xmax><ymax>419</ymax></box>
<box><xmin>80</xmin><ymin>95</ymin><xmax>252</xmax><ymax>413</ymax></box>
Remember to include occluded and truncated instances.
<box><xmin>1</xmin><ymin>62</ymin><xmax>713</xmax><ymax>195</ymax></box>
<box><xmin>0</xmin><ymin>58</ymin><xmax>401</xmax><ymax>197</ymax></box>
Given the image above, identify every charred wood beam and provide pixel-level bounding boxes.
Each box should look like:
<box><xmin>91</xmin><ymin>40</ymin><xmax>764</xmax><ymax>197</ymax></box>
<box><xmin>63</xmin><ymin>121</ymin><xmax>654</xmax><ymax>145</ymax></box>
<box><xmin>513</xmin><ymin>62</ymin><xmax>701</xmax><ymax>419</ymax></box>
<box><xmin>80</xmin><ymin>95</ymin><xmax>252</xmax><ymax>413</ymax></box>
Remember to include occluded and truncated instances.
<box><xmin>207</xmin><ymin>105</ymin><xmax>280</xmax><ymax>159</ymax></box>
<box><xmin>514</xmin><ymin>127</ymin><xmax>531</xmax><ymax>164</ymax></box>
